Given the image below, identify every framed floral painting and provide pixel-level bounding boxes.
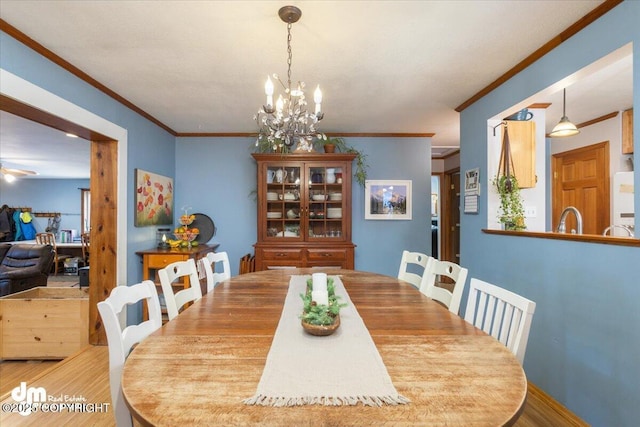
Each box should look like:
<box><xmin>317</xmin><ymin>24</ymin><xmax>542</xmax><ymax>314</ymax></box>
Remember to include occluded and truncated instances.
<box><xmin>365</xmin><ymin>180</ymin><xmax>412</xmax><ymax>220</ymax></box>
<box><xmin>134</xmin><ymin>169</ymin><xmax>174</xmax><ymax>226</ymax></box>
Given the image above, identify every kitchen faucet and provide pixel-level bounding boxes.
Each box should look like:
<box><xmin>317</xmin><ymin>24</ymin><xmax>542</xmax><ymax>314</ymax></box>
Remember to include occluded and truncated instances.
<box><xmin>556</xmin><ymin>206</ymin><xmax>583</xmax><ymax>234</ymax></box>
<box><xmin>602</xmin><ymin>224</ymin><xmax>635</xmax><ymax>237</ymax></box>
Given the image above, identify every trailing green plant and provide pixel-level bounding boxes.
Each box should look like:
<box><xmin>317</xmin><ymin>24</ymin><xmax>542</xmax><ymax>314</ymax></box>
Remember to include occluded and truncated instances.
<box><xmin>300</xmin><ymin>278</ymin><xmax>347</xmax><ymax>326</ymax></box>
<box><xmin>315</xmin><ymin>136</ymin><xmax>369</xmax><ymax>187</ymax></box>
<box><xmin>493</xmin><ymin>174</ymin><xmax>526</xmax><ymax>230</ymax></box>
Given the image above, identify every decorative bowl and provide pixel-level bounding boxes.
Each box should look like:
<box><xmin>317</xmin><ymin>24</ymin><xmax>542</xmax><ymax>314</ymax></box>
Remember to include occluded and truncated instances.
<box><xmin>174</xmin><ymin>230</ymin><xmax>198</xmax><ymax>242</ymax></box>
<box><xmin>301</xmin><ymin>315</ymin><xmax>340</xmax><ymax>336</ymax></box>
<box><xmin>179</xmin><ymin>215</ymin><xmax>195</xmax><ymax>226</ymax></box>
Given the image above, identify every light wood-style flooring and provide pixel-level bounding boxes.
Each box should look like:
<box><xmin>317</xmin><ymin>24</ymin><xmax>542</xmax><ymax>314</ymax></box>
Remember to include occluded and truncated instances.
<box><xmin>1</xmin><ymin>346</ymin><xmax>588</xmax><ymax>426</ymax></box>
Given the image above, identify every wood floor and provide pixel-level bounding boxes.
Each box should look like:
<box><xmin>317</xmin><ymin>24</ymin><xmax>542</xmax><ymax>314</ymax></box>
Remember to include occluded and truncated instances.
<box><xmin>0</xmin><ymin>359</ymin><xmax>59</xmax><ymax>396</ymax></box>
<box><xmin>1</xmin><ymin>346</ymin><xmax>588</xmax><ymax>426</ymax></box>
<box><xmin>0</xmin><ymin>347</ymin><xmax>113</xmax><ymax>426</ymax></box>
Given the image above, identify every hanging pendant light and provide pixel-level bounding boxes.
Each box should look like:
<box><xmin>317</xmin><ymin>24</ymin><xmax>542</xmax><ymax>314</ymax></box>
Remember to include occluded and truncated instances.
<box><xmin>550</xmin><ymin>88</ymin><xmax>579</xmax><ymax>138</ymax></box>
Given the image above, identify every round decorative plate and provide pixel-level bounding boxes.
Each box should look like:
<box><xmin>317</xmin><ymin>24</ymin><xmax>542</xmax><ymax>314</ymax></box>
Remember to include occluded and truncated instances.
<box><xmin>191</xmin><ymin>213</ymin><xmax>216</xmax><ymax>243</ymax></box>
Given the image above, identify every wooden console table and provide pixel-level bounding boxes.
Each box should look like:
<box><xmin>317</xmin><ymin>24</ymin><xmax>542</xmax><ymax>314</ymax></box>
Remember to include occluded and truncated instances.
<box><xmin>136</xmin><ymin>244</ymin><xmax>219</xmax><ymax>320</ymax></box>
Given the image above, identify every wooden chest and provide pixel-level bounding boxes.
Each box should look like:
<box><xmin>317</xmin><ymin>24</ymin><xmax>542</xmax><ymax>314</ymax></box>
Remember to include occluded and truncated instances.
<box><xmin>0</xmin><ymin>287</ymin><xmax>89</xmax><ymax>360</ymax></box>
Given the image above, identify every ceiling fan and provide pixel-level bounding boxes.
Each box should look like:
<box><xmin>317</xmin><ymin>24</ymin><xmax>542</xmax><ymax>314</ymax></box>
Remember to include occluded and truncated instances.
<box><xmin>0</xmin><ymin>162</ymin><xmax>38</xmax><ymax>182</ymax></box>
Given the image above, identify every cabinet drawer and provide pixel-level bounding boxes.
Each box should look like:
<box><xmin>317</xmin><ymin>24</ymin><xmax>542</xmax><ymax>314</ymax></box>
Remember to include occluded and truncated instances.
<box><xmin>261</xmin><ymin>249</ymin><xmax>304</xmax><ymax>261</ymax></box>
<box><xmin>264</xmin><ymin>264</ymin><xmax>301</xmax><ymax>270</ymax></box>
<box><xmin>147</xmin><ymin>254</ymin><xmax>187</xmax><ymax>269</ymax></box>
<box><xmin>306</xmin><ymin>248</ymin><xmax>347</xmax><ymax>261</ymax></box>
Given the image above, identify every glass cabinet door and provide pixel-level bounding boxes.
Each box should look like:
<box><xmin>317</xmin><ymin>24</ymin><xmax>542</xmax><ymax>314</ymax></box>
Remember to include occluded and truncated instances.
<box><xmin>307</xmin><ymin>164</ymin><xmax>346</xmax><ymax>241</ymax></box>
<box><xmin>265</xmin><ymin>165</ymin><xmax>303</xmax><ymax>240</ymax></box>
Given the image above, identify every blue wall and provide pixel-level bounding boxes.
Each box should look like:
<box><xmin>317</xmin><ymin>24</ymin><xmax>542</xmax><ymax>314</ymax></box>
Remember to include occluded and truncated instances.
<box><xmin>174</xmin><ymin>137</ymin><xmax>258</xmax><ymax>273</ymax></box>
<box><xmin>459</xmin><ymin>2</ymin><xmax>639</xmax><ymax>426</ymax></box>
<box><xmin>175</xmin><ymin>136</ymin><xmax>432</xmax><ymax>277</ymax></box>
<box><xmin>349</xmin><ymin>137</ymin><xmax>432</xmax><ymax>274</ymax></box>
<box><xmin>0</xmin><ymin>178</ymin><xmax>89</xmax><ymax>235</ymax></box>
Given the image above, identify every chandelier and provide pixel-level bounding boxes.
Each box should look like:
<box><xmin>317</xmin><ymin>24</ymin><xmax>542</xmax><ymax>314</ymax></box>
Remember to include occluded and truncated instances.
<box><xmin>255</xmin><ymin>5</ymin><xmax>324</xmax><ymax>152</ymax></box>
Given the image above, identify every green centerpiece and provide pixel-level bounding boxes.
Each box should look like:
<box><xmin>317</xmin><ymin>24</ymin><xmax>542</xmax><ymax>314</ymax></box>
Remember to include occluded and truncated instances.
<box><xmin>300</xmin><ymin>277</ymin><xmax>347</xmax><ymax>335</ymax></box>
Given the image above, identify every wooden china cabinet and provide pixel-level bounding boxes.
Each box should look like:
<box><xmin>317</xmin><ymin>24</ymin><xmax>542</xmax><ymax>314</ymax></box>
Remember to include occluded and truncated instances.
<box><xmin>252</xmin><ymin>153</ymin><xmax>356</xmax><ymax>270</ymax></box>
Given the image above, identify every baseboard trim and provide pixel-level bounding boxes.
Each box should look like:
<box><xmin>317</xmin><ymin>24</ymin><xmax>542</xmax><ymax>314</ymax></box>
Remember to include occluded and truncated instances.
<box><xmin>528</xmin><ymin>382</ymin><xmax>589</xmax><ymax>426</ymax></box>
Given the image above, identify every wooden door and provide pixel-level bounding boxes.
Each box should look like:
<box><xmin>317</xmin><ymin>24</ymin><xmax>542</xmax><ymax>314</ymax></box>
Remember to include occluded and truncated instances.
<box><xmin>442</xmin><ymin>169</ymin><xmax>460</xmax><ymax>263</ymax></box>
<box><xmin>552</xmin><ymin>141</ymin><xmax>610</xmax><ymax>235</ymax></box>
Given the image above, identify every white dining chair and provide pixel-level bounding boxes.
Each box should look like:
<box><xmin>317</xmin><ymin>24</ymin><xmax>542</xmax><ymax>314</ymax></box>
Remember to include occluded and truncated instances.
<box><xmin>203</xmin><ymin>251</ymin><xmax>231</xmax><ymax>292</ymax></box>
<box><xmin>464</xmin><ymin>278</ymin><xmax>536</xmax><ymax>364</ymax></box>
<box><xmin>397</xmin><ymin>250</ymin><xmax>433</xmax><ymax>289</ymax></box>
<box><xmin>97</xmin><ymin>280</ymin><xmax>162</xmax><ymax>427</ymax></box>
<box><xmin>158</xmin><ymin>258</ymin><xmax>202</xmax><ymax>321</ymax></box>
<box><xmin>419</xmin><ymin>259</ymin><xmax>468</xmax><ymax>314</ymax></box>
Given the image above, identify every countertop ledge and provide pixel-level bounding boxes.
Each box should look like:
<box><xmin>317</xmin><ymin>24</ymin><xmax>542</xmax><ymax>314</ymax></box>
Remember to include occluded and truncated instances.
<box><xmin>482</xmin><ymin>229</ymin><xmax>640</xmax><ymax>247</ymax></box>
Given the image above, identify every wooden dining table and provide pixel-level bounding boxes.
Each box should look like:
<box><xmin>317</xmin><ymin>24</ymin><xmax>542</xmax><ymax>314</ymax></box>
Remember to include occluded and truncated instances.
<box><xmin>121</xmin><ymin>268</ymin><xmax>527</xmax><ymax>426</ymax></box>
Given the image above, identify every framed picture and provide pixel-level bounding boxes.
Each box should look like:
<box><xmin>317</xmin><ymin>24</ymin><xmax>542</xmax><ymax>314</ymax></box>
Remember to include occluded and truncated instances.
<box><xmin>365</xmin><ymin>180</ymin><xmax>412</xmax><ymax>220</ymax></box>
<box><xmin>134</xmin><ymin>169</ymin><xmax>174</xmax><ymax>226</ymax></box>
<box><xmin>465</xmin><ymin>168</ymin><xmax>480</xmax><ymax>195</ymax></box>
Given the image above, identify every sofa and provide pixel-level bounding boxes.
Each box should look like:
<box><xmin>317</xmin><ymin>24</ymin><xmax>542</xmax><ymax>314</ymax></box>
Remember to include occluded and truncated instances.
<box><xmin>0</xmin><ymin>243</ymin><xmax>55</xmax><ymax>296</ymax></box>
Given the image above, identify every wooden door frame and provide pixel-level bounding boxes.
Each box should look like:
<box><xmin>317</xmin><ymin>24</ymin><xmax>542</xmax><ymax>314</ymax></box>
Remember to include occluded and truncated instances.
<box><xmin>1</xmin><ymin>72</ymin><xmax>126</xmax><ymax>345</ymax></box>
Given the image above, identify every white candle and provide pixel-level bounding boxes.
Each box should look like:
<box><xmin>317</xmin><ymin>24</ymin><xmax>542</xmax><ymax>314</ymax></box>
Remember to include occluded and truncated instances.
<box><xmin>312</xmin><ymin>272</ymin><xmax>327</xmax><ymax>292</ymax></box>
<box><xmin>265</xmin><ymin>76</ymin><xmax>274</xmax><ymax>107</ymax></box>
<box><xmin>314</xmin><ymin>85</ymin><xmax>322</xmax><ymax>114</ymax></box>
<box><xmin>312</xmin><ymin>290</ymin><xmax>329</xmax><ymax>306</ymax></box>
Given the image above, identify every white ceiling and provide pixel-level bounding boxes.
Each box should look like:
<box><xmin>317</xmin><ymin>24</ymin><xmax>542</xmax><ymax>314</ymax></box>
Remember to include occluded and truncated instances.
<box><xmin>0</xmin><ymin>0</ymin><xmax>630</xmax><ymax>179</ymax></box>
<box><xmin>0</xmin><ymin>111</ymin><xmax>91</xmax><ymax>179</ymax></box>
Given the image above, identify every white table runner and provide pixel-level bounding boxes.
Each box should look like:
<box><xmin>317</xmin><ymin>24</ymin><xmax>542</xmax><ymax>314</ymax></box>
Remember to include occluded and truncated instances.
<box><xmin>244</xmin><ymin>275</ymin><xmax>409</xmax><ymax>407</ymax></box>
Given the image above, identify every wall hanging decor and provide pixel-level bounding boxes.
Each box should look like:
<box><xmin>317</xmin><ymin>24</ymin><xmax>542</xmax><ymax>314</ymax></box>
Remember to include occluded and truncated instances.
<box><xmin>494</xmin><ymin>126</ymin><xmax>525</xmax><ymax>230</ymax></box>
<box><xmin>365</xmin><ymin>180</ymin><xmax>412</xmax><ymax>220</ymax></box>
<box><xmin>464</xmin><ymin>168</ymin><xmax>480</xmax><ymax>195</ymax></box>
<box><xmin>134</xmin><ymin>168</ymin><xmax>174</xmax><ymax>227</ymax></box>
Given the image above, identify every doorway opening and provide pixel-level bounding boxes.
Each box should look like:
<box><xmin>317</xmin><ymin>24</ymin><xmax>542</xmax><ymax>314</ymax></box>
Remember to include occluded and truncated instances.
<box><xmin>1</xmin><ymin>90</ymin><xmax>120</xmax><ymax>346</ymax></box>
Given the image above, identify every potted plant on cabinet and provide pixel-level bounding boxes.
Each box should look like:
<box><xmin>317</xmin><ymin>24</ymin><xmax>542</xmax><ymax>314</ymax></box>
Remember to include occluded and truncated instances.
<box><xmin>318</xmin><ymin>136</ymin><xmax>344</xmax><ymax>153</ymax></box>
<box><xmin>315</xmin><ymin>136</ymin><xmax>369</xmax><ymax>187</ymax></box>
<box><xmin>493</xmin><ymin>174</ymin><xmax>526</xmax><ymax>230</ymax></box>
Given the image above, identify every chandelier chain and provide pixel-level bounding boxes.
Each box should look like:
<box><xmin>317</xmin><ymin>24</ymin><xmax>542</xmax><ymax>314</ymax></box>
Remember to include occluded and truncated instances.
<box><xmin>287</xmin><ymin>22</ymin><xmax>293</xmax><ymax>96</ymax></box>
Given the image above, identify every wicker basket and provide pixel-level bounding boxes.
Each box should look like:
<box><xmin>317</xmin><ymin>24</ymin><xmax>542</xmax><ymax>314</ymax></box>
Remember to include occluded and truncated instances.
<box><xmin>301</xmin><ymin>314</ymin><xmax>340</xmax><ymax>336</ymax></box>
